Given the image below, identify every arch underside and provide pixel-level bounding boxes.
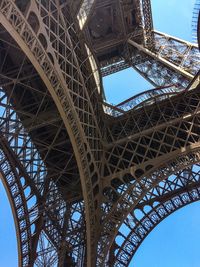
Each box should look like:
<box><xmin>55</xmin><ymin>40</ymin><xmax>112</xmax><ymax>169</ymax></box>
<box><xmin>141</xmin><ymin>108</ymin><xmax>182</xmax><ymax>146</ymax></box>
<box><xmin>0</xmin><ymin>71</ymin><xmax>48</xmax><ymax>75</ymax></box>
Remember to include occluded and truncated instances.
<box><xmin>0</xmin><ymin>77</ymin><xmax>85</xmax><ymax>266</ymax></box>
<box><xmin>97</xmin><ymin>77</ymin><xmax>200</xmax><ymax>265</ymax></box>
<box><xmin>0</xmin><ymin>0</ymin><xmax>199</xmax><ymax>267</ymax></box>
<box><xmin>113</xmin><ymin>164</ymin><xmax>200</xmax><ymax>266</ymax></box>
<box><xmin>0</xmin><ymin>0</ymin><xmax>104</xmax><ymax>265</ymax></box>
<box><xmin>0</xmin><ymin>17</ymin><xmax>85</xmax><ymax>267</ymax></box>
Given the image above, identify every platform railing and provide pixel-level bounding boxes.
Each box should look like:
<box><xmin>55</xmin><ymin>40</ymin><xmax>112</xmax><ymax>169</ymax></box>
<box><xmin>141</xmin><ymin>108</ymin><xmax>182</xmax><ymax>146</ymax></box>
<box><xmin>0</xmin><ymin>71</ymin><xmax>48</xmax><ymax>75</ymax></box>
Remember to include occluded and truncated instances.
<box><xmin>103</xmin><ymin>84</ymin><xmax>185</xmax><ymax>117</ymax></box>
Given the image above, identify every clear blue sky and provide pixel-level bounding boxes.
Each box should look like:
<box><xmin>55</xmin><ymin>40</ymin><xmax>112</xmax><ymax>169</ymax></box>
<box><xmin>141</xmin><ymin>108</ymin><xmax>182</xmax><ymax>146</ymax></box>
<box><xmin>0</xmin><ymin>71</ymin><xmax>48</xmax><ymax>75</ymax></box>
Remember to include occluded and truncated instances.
<box><xmin>0</xmin><ymin>1</ymin><xmax>199</xmax><ymax>267</ymax></box>
<box><xmin>0</xmin><ymin>180</ymin><xmax>17</xmax><ymax>267</ymax></box>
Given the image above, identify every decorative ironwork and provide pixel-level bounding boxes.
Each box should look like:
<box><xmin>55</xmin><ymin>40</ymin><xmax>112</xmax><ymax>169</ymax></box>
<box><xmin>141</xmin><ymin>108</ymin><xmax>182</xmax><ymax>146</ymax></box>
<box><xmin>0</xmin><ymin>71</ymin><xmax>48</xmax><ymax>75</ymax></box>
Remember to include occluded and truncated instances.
<box><xmin>0</xmin><ymin>1</ymin><xmax>104</xmax><ymax>264</ymax></box>
<box><xmin>0</xmin><ymin>0</ymin><xmax>199</xmax><ymax>266</ymax></box>
<box><xmin>113</xmin><ymin>164</ymin><xmax>200</xmax><ymax>266</ymax></box>
<box><xmin>0</xmin><ymin>86</ymin><xmax>84</xmax><ymax>266</ymax></box>
<box><xmin>128</xmin><ymin>31</ymin><xmax>199</xmax><ymax>87</ymax></box>
<box><xmin>192</xmin><ymin>0</ymin><xmax>200</xmax><ymax>44</ymax></box>
<box><xmin>103</xmin><ymin>84</ymin><xmax>184</xmax><ymax>116</ymax></box>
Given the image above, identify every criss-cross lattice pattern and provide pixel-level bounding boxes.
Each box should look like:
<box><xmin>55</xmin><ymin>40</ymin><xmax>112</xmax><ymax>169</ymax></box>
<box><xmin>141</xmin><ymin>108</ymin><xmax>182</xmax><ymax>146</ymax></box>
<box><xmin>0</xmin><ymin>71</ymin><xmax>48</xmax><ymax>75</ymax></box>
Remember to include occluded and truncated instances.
<box><xmin>0</xmin><ymin>0</ymin><xmax>199</xmax><ymax>266</ymax></box>
<box><xmin>113</xmin><ymin>164</ymin><xmax>200</xmax><ymax>266</ymax></box>
<box><xmin>0</xmin><ymin>86</ymin><xmax>85</xmax><ymax>266</ymax></box>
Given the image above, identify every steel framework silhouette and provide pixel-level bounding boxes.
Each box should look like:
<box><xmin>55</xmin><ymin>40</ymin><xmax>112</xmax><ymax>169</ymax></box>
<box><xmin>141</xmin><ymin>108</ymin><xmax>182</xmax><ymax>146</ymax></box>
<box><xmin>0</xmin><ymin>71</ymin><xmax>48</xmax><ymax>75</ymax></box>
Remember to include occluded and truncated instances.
<box><xmin>0</xmin><ymin>0</ymin><xmax>199</xmax><ymax>266</ymax></box>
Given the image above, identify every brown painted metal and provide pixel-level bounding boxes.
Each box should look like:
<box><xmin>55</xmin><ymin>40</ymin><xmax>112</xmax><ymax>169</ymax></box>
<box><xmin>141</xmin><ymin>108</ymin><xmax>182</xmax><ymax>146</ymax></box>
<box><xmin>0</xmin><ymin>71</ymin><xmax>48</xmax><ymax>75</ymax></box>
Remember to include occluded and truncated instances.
<box><xmin>0</xmin><ymin>1</ymin><xmax>199</xmax><ymax>267</ymax></box>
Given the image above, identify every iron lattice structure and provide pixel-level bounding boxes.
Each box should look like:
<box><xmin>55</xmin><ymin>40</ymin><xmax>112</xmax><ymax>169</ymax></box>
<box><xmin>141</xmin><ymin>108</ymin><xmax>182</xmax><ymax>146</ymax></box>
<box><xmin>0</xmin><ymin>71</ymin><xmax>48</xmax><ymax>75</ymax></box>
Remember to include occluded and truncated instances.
<box><xmin>192</xmin><ymin>0</ymin><xmax>200</xmax><ymax>44</ymax></box>
<box><xmin>0</xmin><ymin>0</ymin><xmax>199</xmax><ymax>266</ymax></box>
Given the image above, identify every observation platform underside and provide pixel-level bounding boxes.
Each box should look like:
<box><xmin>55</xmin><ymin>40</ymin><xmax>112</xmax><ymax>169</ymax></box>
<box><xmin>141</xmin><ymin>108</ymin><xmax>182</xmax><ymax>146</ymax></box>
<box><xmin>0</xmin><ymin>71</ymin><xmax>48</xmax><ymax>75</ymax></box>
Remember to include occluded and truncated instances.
<box><xmin>0</xmin><ymin>0</ymin><xmax>199</xmax><ymax>266</ymax></box>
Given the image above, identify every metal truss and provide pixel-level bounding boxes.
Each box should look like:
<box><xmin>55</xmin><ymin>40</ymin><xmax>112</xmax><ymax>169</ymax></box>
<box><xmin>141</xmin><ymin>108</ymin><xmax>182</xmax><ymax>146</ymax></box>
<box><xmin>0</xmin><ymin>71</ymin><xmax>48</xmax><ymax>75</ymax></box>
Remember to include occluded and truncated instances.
<box><xmin>34</xmin><ymin>232</ymin><xmax>58</xmax><ymax>267</ymax></box>
<box><xmin>77</xmin><ymin>0</ymin><xmax>97</xmax><ymax>30</ymax></box>
<box><xmin>139</xmin><ymin>0</ymin><xmax>153</xmax><ymax>48</ymax></box>
<box><xmin>90</xmin><ymin>0</ymin><xmax>154</xmax><ymax>78</ymax></box>
<box><xmin>104</xmin><ymin>76</ymin><xmax>200</xmax><ymax>142</ymax></box>
<box><xmin>97</xmin><ymin>151</ymin><xmax>200</xmax><ymax>265</ymax></box>
<box><xmin>113</xmin><ymin>164</ymin><xmax>200</xmax><ymax>266</ymax></box>
<box><xmin>100</xmin><ymin>57</ymin><xmax>131</xmax><ymax>78</ymax></box>
<box><xmin>128</xmin><ymin>31</ymin><xmax>200</xmax><ymax>85</ymax></box>
<box><xmin>0</xmin><ymin>86</ymin><xmax>85</xmax><ymax>266</ymax></box>
<box><xmin>192</xmin><ymin>0</ymin><xmax>200</xmax><ymax>43</ymax></box>
<box><xmin>103</xmin><ymin>84</ymin><xmax>184</xmax><ymax>116</ymax></box>
<box><xmin>101</xmin><ymin>31</ymin><xmax>199</xmax><ymax>89</ymax></box>
<box><xmin>0</xmin><ymin>1</ymin><xmax>199</xmax><ymax>267</ymax></box>
<box><xmin>0</xmin><ymin>0</ymin><xmax>105</xmax><ymax>264</ymax></box>
<box><xmin>96</xmin><ymin>81</ymin><xmax>200</xmax><ymax>265</ymax></box>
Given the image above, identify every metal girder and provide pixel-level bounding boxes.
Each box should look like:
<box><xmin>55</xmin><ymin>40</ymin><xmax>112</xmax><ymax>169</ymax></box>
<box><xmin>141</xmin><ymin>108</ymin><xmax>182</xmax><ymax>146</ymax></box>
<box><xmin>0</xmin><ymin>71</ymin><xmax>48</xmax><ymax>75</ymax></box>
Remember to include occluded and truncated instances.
<box><xmin>128</xmin><ymin>31</ymin><xmax>200</xmax><ymax>87</ymax></box>
<box><xmin>113</xmin><ymin>164</ymin><xmax>200</xmax><ymax>266</ymax></box>
<box><xmin>96</xmin><ymin>83</ymin><xmax>200</xmax><ymax>265</ymax></box>
<box><xmin>0</xmin><ymin>1</ymin><xmax>105</xmax><ymax>265</ymax></box>
<box><xmin>140</xmin><ymin>0</ymin><xmax>154</xmax><ymax>48</ymax></box>
<box><xmin>103</xmin><ymin>84</ymin><xmax>184</xmax><ymax>116</ymax></box>
<box><xmin>0</xmin><ymin>87</ymin><xmax>85</xmax><ymax>266</ymax></box>
<box><xmin>192</xmin><ymin>0</ymin><xmax>200</xmax><ymax>44</ymax></box>
<box><xmin>100</xmin><ymin>31</ymin><xmax>199</xmax><ymax>92</ymax></box>
<box><xmin>115</xmin><ymin>189</ymin><xmax>200</xmax><ymax>266</ymax></box>
<box><xmin>0</xmin><ymin>1</ymin><xmax>199</xmax><ymax>267</ymax></box>
<box><xmin>77</xmin><ymin>0</ymin><xmax>97</xmax><ymax>30</ymax></box>
<box><xmin>100</xmin><ymin>30</ymin><xmax>199</xmax><ymax>89</ymax></box>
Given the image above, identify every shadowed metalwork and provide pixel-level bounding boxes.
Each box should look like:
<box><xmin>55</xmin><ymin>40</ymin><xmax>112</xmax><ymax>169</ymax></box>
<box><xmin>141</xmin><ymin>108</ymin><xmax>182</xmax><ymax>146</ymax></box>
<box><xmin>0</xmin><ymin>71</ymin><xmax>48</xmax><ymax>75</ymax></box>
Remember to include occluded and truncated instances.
<box><xmin>0</xmin><ymin>0</ymin><xmax>199</xmax><ymax>266</ymax></box>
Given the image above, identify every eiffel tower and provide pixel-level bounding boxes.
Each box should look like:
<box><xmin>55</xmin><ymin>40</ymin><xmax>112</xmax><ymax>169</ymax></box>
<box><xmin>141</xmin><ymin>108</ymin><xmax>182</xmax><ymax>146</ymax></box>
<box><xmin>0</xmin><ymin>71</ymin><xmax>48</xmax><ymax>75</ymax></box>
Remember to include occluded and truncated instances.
<box><xmin>0</xmin><ymin>0</ymin><xmax>199</xmax><ymax>266</ymax></box>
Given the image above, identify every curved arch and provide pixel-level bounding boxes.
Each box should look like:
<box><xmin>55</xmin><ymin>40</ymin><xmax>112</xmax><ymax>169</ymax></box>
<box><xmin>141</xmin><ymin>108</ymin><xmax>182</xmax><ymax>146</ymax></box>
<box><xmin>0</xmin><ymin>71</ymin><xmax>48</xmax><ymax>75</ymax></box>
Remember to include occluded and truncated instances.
<box><xmin>114</xmin><ymin>191</ymin><xmax>200</xmax><ymax>266</ymax></box>
<box><xmin>0</xmin><ymin>1</ymin><xmax>103</xmax><ymax>265</ymax></box>
<box><xmin>0</xmin><ymin>83</ymin><xmax>67</xmax><ymax>266</ymax></box>
<box><xmin>103</xmin><ymin>84</ymin><xmax>184</xmax><ymax>117</ymax></box>
<box><xmin>98</xmin><ymin>82</ymin><xmax>200</xmax><ymax>265</ymax></box>
<box><xmin>98</xmin><ymin>149</ymin><xmax>200</xmax><ymax>265</ymax></box>
<box><xmin>115</xmin><ymin>84</ymin><xmax>184</xmax><ymax>113</ymax></box>
<box><xmin>27</xmin><ymin>11</ymin><xmax>39</xmax><ymax>33</ymax></box>
<box><xmin>113</xmin><ymin>163</ymin><xmax>200</xmax><ymax>266</ymax></box>
<box><xmin>0</xmin><ymin>39</ymin><xmax>86</xmax><ymax>267</ymax></box>
<box><xmin>0</xmin><ymin>87</ymin><xmax>86</xmax><ymax>265</ymax></box>
<box><xmin>0</xmin><ymin>139</ymin><xmax>35</xmax><ymax>266</ymax></box>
